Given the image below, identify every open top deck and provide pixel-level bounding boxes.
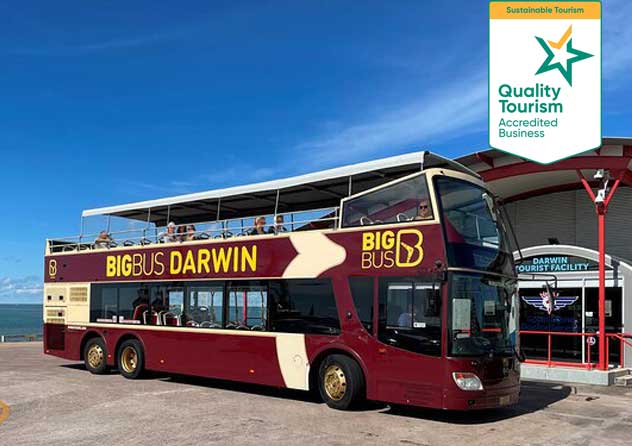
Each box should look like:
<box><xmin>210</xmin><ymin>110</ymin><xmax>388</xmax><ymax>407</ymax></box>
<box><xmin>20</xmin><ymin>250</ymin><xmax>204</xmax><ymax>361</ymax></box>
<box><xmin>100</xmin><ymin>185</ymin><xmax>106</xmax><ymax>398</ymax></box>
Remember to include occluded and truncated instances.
<box><xmin>48</xmin><ymin>151</ymin><xmax>480</xmax><ymax>253</ymax></box>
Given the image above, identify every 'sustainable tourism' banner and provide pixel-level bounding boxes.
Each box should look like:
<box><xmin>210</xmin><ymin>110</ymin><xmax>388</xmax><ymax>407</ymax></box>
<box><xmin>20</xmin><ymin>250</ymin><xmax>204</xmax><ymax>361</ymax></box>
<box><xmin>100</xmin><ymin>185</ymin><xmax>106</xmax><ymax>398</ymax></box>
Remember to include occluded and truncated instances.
<box><xmin>489</xmin><ymin>1</ymin><xmax>601</xmax><ymax>164</ymax></box>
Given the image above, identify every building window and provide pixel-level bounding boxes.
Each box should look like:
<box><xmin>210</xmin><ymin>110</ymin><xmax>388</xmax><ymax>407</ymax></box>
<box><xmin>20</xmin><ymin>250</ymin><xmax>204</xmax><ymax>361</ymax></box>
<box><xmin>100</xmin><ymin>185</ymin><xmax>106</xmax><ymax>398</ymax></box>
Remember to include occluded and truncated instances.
<box><xmin>378</xmin><ymin>278</ymin><xmax>441</xmax><ymax>356</ymax></box>
<box><xmin>349</xmin><ymin>277</ymin><xmax>374</xmax><ymax>333</ymax></box>
<box><xmin>269</xmin><ymin>279</ymin><xmax>340</xmax><ymax>335</ymax></box>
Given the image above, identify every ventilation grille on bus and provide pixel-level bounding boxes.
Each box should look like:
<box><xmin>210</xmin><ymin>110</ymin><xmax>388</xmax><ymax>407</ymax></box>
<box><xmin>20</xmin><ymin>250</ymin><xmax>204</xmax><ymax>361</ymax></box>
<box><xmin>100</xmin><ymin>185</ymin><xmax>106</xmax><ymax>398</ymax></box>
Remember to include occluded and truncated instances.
<box><xmin>46</xmin><ymin>287</ymin><xmax>66</xmax><ymax>304</ymax></box>
<box><xmin>46</xmin><ymin>308</ymin><xmax>65</xmax><ymax>324</ymax></box>
<box><xmin>69</xmin><ymin>287</ymin><xmax>88</xmax><ymax>302</ymax></box>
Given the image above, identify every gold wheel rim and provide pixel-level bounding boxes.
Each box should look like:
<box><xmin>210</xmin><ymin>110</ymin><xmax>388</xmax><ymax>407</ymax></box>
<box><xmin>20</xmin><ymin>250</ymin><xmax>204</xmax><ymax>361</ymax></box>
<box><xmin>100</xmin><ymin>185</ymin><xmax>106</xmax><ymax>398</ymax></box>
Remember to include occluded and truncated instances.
<box><xmin>323</xmin><ymin>365</ymin><xmax>347</xmax><ymax>401</ymax></box>
<box><xmin>87</xmin><ymin>344</ymin><xmax>104</xmax><ymax>369</ymax></box>
<box><xmin>120</xmin><ymin>346</ymin><xmax>138</xmax><ymax>374</ymax></box>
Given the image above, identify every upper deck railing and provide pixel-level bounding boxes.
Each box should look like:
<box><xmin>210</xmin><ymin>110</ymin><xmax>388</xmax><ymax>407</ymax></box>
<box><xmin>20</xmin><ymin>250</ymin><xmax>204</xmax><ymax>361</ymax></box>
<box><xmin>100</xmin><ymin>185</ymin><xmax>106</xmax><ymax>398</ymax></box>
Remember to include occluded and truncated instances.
<box><xmin>47</xmin><ymin>206</ymin><xmax>340</xmax><ymax>254</ymax></box>
<box><xmin>47</xmin><ymin>152</ymin><xmax>482</xmax><ymax>255</ymax></box>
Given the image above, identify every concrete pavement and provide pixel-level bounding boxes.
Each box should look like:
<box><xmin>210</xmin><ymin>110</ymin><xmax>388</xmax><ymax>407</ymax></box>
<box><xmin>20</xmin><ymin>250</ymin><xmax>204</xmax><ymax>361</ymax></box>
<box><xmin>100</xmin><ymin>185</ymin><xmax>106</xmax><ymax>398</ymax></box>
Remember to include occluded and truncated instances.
<box><xmin>1</xmin><ymin>342</ymin><xmax>632</xmax><ymax>446</ymax></box>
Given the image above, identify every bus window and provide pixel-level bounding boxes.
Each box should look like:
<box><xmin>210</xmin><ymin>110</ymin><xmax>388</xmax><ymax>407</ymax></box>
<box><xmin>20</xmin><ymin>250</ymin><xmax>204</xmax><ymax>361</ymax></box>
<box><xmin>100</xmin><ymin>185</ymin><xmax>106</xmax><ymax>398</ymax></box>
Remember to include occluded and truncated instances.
<box><xmin>90</xmin><ymin>285</ymin><xmax>118</xmax><ymax>323</ymax></box>
<box><xmin>378</xmin><ymin>278</ymin><xmax>441</xmax><ymax>356</ymax></box>
<box><xmin>269</xmin><ymin>279</ymin><xmax>340</xmax><ymax>335</ymax></box>
<box><xmin>342</xmin><ymin>173</ymin><xmax>433</xmax><ymax>227</ymax></box>
<box><xmin>348</xmin><ymin>277</ymin><xmax>374</xmax><ymax>333</ymax></box>
<box><xmin>227</xmin><ymin>282</ymin><xmax>267</xmax><ymax>330</ymax></box>
<box><xmin>166</xmin><ymin>289</ymin><xmax>184</xmax><ymax>326</ymax></box>
<box><xmin>188</xmin><ymin>285</ymin><xmax>223</xmax><ymax>328</ymax></box>
<box><xmin>119</xmin><ymin>284</ymin><xmax>149</xmax><ymax>325</ymax></box>
<box><xmin>148</xmin><ymin>284</ymin><xmax>184</xmax><ymax>326</ymax></box>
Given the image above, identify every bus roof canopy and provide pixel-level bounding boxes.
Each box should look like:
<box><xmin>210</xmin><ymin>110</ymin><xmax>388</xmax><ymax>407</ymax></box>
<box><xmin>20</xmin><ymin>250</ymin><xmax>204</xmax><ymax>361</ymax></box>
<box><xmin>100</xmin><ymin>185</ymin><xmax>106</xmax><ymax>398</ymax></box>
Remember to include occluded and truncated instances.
<box><xmin>82</xmin><ymin>151</ymin><xmax>478</xmax><ymax>225</ymax></box>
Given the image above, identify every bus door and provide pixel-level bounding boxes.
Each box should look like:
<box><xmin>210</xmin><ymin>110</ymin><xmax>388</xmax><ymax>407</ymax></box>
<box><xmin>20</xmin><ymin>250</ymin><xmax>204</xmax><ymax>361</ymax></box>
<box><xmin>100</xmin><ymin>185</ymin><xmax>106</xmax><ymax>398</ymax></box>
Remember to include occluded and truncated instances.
<box><xmin>373</xmin><ymin>278</ymin><xmax>444</xmax><ymax>406</ymax></box>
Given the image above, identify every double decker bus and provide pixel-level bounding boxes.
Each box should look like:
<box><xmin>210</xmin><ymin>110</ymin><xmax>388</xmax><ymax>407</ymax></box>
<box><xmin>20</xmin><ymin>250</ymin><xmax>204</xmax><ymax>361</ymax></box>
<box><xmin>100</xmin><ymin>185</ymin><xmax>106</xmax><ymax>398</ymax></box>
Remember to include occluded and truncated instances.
<box><xmin>43</xmin><ymin>151</ymin><xmax>521</xmax><ymax>411</ymax></box>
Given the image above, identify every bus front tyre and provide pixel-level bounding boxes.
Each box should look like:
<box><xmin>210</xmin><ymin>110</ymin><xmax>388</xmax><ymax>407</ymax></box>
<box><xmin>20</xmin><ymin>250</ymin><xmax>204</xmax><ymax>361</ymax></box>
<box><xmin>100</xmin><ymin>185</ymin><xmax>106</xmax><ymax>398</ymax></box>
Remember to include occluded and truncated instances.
<box><xmin>118</xmin><ymin>339</ymin><xmax>145</xmax><ymax>379</ymax></box>
<box><xmin>318</xmin><ymin>354</ymin><xmax>365</xmax><ymax>410</ymax></box>
<box><xmin>84</xmin><ymin>337</ymin><xmax>108</xmax><ymax>375</ymax></box>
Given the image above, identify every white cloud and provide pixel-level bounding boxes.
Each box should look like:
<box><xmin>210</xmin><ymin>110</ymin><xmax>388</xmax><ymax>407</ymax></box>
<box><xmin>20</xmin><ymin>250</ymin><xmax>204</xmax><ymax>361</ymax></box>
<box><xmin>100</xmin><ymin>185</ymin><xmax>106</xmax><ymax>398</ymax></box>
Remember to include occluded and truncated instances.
<box><xmin>296</xmin><ymin>71</ymin><xmax>488</xmax><ymax>167</ymax></box>
<box><xmin>0</xmin><ymin>276</ymin><xmax>43</xmax><ymax>298</ymax></box>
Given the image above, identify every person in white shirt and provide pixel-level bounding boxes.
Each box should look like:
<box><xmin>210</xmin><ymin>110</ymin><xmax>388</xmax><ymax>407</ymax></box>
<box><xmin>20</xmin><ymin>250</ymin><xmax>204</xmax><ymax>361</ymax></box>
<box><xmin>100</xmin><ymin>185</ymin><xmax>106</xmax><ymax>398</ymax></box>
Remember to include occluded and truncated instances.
<box><xmin>160</xmin><ymin>222</ymin><xmax>177</xmax><ymax>243</ymax></box>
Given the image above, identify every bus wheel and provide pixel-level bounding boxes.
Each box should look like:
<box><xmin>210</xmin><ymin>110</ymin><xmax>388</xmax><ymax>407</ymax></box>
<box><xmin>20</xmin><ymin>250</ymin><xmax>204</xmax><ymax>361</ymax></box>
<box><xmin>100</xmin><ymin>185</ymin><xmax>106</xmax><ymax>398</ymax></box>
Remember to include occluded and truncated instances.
<box><xmin>118</xmin><ymin>339</ymin><xmax>145</xmax><ymax>379</ymax></box>
<box><xmin>84</xmin><ymin>338</ymin><xmax>108</xmax><ymax>375</ymax></box>
<box><xmin>318</xmin><ymin>354</ymin><xmax>365</xmax><ymax>410</ymax></box>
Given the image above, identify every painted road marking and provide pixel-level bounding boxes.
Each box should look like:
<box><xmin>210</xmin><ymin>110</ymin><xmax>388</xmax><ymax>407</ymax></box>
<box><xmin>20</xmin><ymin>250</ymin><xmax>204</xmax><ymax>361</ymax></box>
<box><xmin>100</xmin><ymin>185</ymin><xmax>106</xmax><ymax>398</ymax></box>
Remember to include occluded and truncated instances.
<box><xmin>0</xmin><ymin>400</ymin><xmax>9</xmax><ymax>424</ymax></box>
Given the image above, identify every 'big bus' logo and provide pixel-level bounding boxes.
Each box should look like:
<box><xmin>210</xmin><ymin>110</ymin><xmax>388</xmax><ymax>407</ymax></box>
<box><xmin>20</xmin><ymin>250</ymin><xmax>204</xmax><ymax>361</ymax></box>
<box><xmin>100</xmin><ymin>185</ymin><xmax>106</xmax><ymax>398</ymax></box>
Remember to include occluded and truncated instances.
<box><xmin>361</xmin><ymin>229</ymin><xmax>424</xmax><ymax>270</ymax></box>
<box><xmin>48</xmin><ymin>259</ymin><xmax>57</xmax><ymax>278</ymax></box>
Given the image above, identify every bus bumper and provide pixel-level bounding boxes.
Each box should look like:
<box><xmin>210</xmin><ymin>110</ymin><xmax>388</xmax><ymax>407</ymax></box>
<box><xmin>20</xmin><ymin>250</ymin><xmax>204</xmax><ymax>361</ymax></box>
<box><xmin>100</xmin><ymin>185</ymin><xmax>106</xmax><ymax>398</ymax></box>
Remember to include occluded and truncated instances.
<box><xmin>442</xmin><ymin>383</ymin><xmax>521</xmax><ymax>410</ymax></box>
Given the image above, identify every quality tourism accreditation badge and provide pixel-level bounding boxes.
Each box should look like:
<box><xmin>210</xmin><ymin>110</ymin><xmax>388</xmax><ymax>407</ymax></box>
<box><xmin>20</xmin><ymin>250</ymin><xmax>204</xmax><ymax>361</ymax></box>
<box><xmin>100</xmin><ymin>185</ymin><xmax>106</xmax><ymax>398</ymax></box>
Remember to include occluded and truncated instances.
<box><xmin>489</xmin><ymin>1</ymin><xmax>601</xmax><ymax>164</ymax></box>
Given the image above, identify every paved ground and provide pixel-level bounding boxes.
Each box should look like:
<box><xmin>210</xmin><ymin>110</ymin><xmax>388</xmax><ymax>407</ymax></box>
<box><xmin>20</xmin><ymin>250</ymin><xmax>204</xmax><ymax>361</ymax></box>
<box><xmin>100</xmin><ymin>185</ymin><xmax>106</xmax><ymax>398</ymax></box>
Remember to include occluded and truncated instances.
<box><xmin>1</xmin><ymin>343</ymin><xmax>632</xmax><ymax>446</ymax></box>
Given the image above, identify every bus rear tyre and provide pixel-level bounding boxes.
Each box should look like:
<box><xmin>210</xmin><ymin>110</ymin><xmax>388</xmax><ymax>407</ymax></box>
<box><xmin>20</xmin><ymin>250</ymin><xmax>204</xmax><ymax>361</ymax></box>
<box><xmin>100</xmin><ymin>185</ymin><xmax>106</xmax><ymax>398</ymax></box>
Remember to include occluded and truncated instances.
<box><xmin>318</xmin><ymin>354</ymin><xmax>365</xmax><ymax>410</ymax></box>
<box><xmin>84</xmin><ymin>337</ymin><xmax>108</xmax><ymax>375</ymax></box>
<box><xmin>118</xmin><ymin>339</ymin><xmax>145</xmax><ymax>379</ymax></box>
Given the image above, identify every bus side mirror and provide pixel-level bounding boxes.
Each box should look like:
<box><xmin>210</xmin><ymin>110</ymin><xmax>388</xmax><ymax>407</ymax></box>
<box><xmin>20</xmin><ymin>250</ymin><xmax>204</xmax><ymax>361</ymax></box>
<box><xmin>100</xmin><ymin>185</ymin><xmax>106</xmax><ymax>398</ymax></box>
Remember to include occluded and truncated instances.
<box><xmin>433</xmin><ymin>260</ymin><xmax>447</xmax><ymax>283</ymax></box>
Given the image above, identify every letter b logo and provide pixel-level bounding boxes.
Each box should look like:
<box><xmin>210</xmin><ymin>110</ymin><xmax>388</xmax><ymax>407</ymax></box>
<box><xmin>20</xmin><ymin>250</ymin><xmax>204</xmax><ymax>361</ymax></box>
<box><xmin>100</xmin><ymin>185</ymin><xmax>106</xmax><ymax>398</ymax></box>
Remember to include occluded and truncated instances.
<box><xmin>48</xmin><ymin>260</ymin><xmax>57</xmax><ymax>278</ymax></box>
<box><xmin>395</xmin><ymin>229</ymin><xmax>424</xmax><ymax>267</ymax></box>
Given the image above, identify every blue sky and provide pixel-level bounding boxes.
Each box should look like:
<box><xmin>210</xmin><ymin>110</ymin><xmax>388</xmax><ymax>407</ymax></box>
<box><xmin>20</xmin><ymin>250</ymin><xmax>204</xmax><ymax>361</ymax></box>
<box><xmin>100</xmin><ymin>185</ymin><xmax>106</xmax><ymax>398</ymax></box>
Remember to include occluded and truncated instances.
<box><xmin>1</xmin><ymin>0</ymin><xmax>631</xmax><ymax>302</ymax></box>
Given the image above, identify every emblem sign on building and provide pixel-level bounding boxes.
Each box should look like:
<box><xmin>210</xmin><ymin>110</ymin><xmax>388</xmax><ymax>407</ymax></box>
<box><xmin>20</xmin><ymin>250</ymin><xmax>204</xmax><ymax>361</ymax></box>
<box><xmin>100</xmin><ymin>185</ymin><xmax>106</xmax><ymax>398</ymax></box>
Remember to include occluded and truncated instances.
<box><xmin>489</xmin><ymin>1</ymin><xmax>601</xmax><ymax>163</ymax></box>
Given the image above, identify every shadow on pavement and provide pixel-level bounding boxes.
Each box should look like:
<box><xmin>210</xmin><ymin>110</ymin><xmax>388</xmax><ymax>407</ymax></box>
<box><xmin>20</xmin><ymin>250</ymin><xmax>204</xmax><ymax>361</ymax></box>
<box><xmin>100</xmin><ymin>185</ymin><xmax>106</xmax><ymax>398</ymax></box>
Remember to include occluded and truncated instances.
<box><xmin>165</xmin><ymin>373</ymin><xmax>325</xmax><ymax>405</ymax></box>
<box><xmin>381</xmin><ymin>381</ymin><xmax>572</xmax><ymax>424</ymax></box>
<box><xmin>59</xmin><ymin>364</ymin><xmax>571</xmax><ymax>421</ymax></box>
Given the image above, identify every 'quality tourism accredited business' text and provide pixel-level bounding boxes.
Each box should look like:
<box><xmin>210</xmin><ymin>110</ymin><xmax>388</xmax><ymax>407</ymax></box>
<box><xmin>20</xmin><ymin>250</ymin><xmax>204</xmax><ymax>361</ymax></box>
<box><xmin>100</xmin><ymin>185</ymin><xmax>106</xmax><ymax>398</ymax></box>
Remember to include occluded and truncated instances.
<box><xmin>489</xmin><ymin>1</ymin><xmax>601</xmax><ymax>163</ymax></box>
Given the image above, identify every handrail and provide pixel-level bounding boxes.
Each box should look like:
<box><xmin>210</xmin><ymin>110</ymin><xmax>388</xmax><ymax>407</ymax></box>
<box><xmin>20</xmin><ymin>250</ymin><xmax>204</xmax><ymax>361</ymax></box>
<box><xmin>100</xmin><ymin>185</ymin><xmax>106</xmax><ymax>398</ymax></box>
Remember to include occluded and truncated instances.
<box><xmin>520</xmin><ymin>330</ymin><xmax>598</xmax><ymax>369</ymax></box>
<box><xmin>0</xmin><ymin>334</ymin><xmax>43</xmax><ymax>343</ymax></box>
<box><xmin>47</xmin><ymin>206</ymin><xmax>341</xmax><ymax>253</ymax></box>
<box><xmin>606</xmin><ymin>332</ymin><xmax>632</xmax><ymax>368</ymax></box>
<box><xmin>521</xmin><ymin>330</ymin><xmax>631</xmax><ymax>370</ymax></box>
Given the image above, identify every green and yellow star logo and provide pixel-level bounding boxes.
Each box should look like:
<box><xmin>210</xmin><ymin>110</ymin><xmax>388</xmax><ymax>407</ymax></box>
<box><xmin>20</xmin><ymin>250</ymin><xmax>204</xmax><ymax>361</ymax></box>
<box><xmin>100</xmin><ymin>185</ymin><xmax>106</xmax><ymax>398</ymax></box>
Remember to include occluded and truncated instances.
<box><xmin>535</xmin><ymin>25</ymin><xmax>593</xmax><ymax>86</ymax></box>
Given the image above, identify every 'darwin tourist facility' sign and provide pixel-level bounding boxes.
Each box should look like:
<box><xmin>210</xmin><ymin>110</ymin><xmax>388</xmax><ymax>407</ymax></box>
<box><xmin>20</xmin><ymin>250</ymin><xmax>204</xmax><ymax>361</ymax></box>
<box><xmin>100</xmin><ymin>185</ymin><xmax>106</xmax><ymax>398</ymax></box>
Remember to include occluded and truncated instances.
<box><xmin>489</xmin><ymin>1</ymin><xmax>601</xmax><ymax>163</ymax></box>
<box><xmin>516</xmin><ymin>254</ymin><xmax>608</xmax><ymax>274</ymax></box>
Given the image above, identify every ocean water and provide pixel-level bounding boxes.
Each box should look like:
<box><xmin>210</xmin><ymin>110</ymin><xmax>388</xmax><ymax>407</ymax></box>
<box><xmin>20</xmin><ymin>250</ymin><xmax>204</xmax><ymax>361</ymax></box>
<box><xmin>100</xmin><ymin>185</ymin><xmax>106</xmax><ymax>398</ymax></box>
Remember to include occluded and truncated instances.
<box><xmin>0</xmin><ymin>304</ymin><xmax>43</xmax><ymax>337</ymax></box>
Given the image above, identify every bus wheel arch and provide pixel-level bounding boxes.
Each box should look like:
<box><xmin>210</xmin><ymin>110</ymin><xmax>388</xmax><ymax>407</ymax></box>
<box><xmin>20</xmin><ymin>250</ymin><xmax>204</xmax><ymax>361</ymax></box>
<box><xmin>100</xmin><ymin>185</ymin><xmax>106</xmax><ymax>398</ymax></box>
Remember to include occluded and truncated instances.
<box><xmin>115</xmin><ymin>335</ymin><xmax>146</xmax><ymax>379</ymax></box>
<box><xmin>309</xmin><ymin>348</ymin><xmax>367</xmax><ymax>410</ymax></box>
<box><xmin>80</xmin><ymin>331</ymin><xmax>104</xmax><ymax>360</ymax></box>
<box><xmin>81</xmin><ymin>333</ymin><xmax>108</xmax><ymax>375</ymax></box>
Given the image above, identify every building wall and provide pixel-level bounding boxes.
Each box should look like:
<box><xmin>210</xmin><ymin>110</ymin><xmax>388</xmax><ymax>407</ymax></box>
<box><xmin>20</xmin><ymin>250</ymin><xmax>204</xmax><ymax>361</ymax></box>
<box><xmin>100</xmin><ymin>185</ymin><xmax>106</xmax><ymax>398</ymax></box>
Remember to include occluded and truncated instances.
<box><xmin>505</xmin><ymin>187</ymin><xmax>632</xmax><ymax>262</ymax></box>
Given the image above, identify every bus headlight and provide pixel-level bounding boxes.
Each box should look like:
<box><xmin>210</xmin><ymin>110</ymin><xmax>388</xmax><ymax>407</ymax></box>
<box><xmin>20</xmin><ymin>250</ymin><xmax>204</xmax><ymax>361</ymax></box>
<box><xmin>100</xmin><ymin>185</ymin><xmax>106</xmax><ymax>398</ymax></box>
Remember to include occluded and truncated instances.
<box><xmin>452</xmin><ymin>372</ymin><xmax>483</xmax><ymax>391</ymax></box>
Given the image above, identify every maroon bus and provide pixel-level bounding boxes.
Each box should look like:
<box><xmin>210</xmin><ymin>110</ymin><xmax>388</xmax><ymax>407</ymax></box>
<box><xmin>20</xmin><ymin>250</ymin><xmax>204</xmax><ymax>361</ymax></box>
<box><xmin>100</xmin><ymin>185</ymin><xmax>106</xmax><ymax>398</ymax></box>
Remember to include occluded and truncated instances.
<box><xmin>43</xmin><ymin>151</ymin><xmax>521</xmax><ymax>410</ymax></box>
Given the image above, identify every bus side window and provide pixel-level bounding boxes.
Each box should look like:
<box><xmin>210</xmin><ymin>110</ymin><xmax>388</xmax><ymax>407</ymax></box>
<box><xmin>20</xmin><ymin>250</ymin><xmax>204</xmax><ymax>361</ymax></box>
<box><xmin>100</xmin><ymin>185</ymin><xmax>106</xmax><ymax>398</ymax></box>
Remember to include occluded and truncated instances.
<box><xmin>348</xmin><ymin>277</ymin><xmax>374</xmax><ymax>333</ymax></box>
<box><xmin>119</xmin><ymin>284</ymin><xmax>149</xmax><ymax>325</ymax></box>
<box><xmin>165</xmin><ymin>289</ymin><xmax>184</xmax><ymax>326</ymax></box>
<box><xmin>227</xmin><ymin>282</ymin><xmax>267</xmax><ymax>331</ymax></box>
<box><xmin>187</xmin><ymin>285</ymin><xmax>223</xmax><ymax>328</ymax></box>
<box><xmin>378</xmin><ymin>278</ymin><xmax>441</xmax><ymax>356</ymax></box>
<box><xmin>341</xmin><ymin>173</ymin><xmax>433</xmax><ymax>227</ymax></box>
<box><xmin>269</xmin><ymin>279</ymin><xmax>340</xmax><ymax>335</ymax></box>
<box><xmin>90</xmin><ymin>284</ymin><xmax>118</xmax><ymax>323</ymax></box>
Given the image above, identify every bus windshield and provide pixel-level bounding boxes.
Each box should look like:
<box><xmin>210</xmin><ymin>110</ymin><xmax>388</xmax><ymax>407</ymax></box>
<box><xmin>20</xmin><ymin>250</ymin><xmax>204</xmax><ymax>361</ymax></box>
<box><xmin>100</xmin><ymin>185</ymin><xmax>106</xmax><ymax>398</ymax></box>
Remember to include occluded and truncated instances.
<box><xmin>449</xmin><ymin>272</ymin><xmax>518</xmax><ymax>357</ymax></box>
<box><xmin>434</xmin><ymin>176</ymin><xmax>513</xmax><ymax>275</ymax></box>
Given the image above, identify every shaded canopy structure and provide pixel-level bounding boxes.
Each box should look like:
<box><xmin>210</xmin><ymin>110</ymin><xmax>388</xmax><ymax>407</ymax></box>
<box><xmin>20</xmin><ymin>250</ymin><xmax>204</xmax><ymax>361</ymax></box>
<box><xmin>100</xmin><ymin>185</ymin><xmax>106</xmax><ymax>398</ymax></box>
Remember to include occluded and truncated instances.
<box><xmin>83</xmin><ymin>151</ymin><xmax>478</xmax><ymax>227</ymax></box>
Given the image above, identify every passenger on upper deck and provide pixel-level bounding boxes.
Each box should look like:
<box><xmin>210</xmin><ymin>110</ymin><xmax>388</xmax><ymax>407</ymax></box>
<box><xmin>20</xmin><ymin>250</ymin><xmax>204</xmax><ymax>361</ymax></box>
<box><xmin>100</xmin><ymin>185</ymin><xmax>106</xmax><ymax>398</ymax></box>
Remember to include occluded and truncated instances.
<box><xmin>160</xmin><ymin>222</ymin><xmax>177</xmax><ymax>243</ymax></box>
<box><xmin>176</xmin><ymin>224</ymin><xmax>187</xmax><ymax>242</ymax></box>
<box><xmin>269</xmin><ymin>215</ymin><xmax>288</xmax><ymax>234</ymax></box>
<box><xmin>94</xmin><ymin>231</ymin><xmax>113</xmax><ymax>249</ymax></box>
<box><xmin>249</xmin><ymin>216</ymin><xmax>267</xmax><ymax>236</ymax></box>
<box><xmin>185</xmin><ymin>225</ymin><xmax>197</xmax><ymax>241</ymax></box>
<box><xmin>414</xmin><ymin>199</ymin><xmax>433</xmax><ymax>220</ymax></box>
